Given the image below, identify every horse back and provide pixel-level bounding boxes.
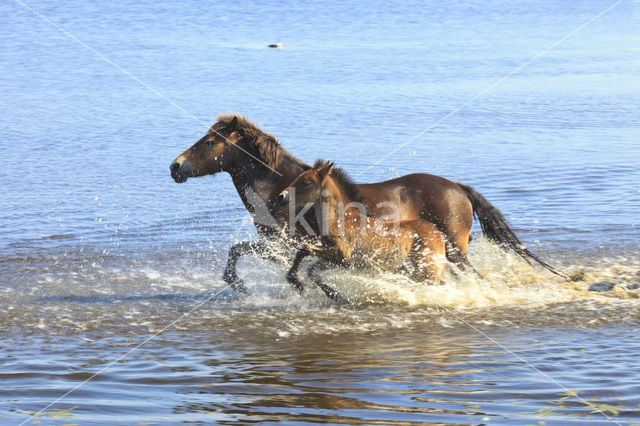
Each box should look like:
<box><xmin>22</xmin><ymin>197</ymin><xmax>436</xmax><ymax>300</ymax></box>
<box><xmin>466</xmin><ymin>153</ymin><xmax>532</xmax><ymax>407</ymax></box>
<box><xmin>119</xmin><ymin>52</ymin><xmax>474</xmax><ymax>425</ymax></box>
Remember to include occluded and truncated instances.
<box><xmin>355</xmin><ymin>174</ymin><xmax>471</xmax><ymax>221</ymax></box>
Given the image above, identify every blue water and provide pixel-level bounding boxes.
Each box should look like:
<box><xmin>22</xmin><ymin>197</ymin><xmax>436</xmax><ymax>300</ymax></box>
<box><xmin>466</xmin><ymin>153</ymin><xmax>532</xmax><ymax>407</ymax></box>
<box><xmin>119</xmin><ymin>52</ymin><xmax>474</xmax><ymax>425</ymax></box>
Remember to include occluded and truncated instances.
<box><xmin>1</xmin><ymin>0</ymin><xmax>640</xmax><ymax>424</ymax></box>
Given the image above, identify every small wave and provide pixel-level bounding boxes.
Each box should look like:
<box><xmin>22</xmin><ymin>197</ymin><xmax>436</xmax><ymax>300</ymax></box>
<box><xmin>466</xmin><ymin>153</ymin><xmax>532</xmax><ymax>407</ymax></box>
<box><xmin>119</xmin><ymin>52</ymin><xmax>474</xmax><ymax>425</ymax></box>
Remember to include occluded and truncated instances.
<box><xmin>2</xmin><ymin>237</ymin><xmax>639</xmax><ymax>337</ymax></box>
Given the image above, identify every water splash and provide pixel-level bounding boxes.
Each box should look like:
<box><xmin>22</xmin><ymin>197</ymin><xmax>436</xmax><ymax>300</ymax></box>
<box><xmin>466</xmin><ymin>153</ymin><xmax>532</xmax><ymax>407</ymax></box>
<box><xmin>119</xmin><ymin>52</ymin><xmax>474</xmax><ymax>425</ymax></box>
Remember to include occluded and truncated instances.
<box><xmin>233</xmin><ymin>237</ymin><xmax>640</xmax><ymax>310</ymax></box>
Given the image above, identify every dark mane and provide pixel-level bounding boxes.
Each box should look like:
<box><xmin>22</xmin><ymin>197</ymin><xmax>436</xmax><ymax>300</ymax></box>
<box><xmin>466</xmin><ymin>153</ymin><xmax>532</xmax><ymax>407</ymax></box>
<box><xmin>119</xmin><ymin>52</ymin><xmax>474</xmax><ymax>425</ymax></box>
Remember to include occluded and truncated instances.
<box><xmin>215</xmin><ymin>113</ymin><xmax>307</xmax><ymax>172</ymax></box>
<box><xmin>313</xmin><ymin>159</ymin><xmax>363</xmax><ymax>203</ymax></box>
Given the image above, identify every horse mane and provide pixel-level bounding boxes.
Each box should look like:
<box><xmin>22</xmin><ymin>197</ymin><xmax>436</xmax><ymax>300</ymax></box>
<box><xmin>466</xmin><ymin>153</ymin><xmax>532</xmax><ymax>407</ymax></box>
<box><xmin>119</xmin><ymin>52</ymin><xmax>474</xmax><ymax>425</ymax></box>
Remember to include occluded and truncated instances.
<box><xmin>313</xmin><ymin>159</ymin><xmax>363</xmax><ymax>203</ymax></box>
<box><xmin>215</xmin><ymin>113</ymin><xmax>307</xmax><ymax>172</ymax></box>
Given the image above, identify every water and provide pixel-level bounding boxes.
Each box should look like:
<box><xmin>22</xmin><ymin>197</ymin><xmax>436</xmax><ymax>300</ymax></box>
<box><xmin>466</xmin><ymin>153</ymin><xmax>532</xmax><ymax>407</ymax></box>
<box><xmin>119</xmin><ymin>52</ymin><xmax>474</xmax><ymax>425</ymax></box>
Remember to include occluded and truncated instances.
<box><xmin>1</xmin><ymin>0</ymin><xmax>640</xmax><ymax>423</ymax></box>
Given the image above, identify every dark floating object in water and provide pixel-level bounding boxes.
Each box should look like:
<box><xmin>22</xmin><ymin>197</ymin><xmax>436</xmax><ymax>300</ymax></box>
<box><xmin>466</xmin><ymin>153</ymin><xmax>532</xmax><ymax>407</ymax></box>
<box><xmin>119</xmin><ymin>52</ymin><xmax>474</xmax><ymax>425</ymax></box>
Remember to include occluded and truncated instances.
<box><xmin>268</xmin><ymin>40</ymin><xmax>282</xmax><ymax>49</ymax></box>
<box><xmin>589</xmin><ymin>281</ymin><xmax>616</xmax><ymax>292</ymax></box>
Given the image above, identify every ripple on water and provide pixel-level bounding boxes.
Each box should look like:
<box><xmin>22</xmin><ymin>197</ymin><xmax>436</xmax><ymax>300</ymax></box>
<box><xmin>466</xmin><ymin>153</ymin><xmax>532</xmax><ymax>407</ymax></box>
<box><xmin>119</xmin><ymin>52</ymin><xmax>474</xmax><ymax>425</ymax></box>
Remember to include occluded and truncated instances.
<box><xmin>1</xmin><ymin>236</ymin><xmax>638</xmax><ymax>426</ymax></box>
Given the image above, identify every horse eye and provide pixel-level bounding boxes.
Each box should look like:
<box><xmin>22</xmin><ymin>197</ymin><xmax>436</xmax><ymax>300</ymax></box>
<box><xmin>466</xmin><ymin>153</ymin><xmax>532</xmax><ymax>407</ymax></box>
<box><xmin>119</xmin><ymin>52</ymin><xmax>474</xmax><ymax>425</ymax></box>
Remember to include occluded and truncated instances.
<box><xmin>205</xmin><ymin>139</ymin><xmax>217</xmax><ymax>147</ymax></box>
<box><xmin>302</xmin><ymin>180</ymin><xmax>312</xmax><ymax>186</ymax></box>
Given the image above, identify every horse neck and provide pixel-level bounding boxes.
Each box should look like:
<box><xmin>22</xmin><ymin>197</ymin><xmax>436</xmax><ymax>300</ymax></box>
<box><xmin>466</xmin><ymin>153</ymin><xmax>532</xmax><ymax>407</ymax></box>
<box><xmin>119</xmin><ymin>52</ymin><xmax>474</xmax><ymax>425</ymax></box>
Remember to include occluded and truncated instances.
<box><xmin>315</xmin><ymin>177</ymin><xmax>355</xmax><ymax>236</ymax></box>
<box><xmin>228</xmin><ymin>150</ymin><xmax>307</xmax><ymax>204</ymax></box>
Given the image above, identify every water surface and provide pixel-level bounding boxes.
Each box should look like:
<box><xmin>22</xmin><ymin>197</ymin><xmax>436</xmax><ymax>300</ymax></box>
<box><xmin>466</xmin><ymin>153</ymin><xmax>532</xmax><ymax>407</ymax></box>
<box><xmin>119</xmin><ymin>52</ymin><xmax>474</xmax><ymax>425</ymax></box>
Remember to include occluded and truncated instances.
<box><xmin>1</xmin><ymin>0</ymin><xmax>639</xmax><ymax>424</ymax></box>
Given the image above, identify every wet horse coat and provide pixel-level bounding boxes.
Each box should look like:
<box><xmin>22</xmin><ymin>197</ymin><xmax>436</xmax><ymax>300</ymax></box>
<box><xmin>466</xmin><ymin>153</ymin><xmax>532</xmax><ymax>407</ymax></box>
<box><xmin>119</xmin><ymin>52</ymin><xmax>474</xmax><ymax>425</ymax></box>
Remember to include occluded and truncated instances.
<box><xmin>280</xmin><ymin>161</ymin><xmax>448</xmax><ymax>302</ymax></box>
<box><xmin>170</xmin><ymin>114</ymin><xmax>563</xmax><ymax>291</ymax></box>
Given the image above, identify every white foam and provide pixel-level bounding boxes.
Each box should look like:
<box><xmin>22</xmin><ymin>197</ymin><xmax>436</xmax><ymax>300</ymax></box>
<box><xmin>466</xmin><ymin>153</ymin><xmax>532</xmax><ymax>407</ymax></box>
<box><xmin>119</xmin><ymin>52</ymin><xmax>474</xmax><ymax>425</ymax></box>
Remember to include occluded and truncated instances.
<box><xmin>230</xmin><ymin>237</ymin><xmax>640</xmax><ymax>311</ymax></box>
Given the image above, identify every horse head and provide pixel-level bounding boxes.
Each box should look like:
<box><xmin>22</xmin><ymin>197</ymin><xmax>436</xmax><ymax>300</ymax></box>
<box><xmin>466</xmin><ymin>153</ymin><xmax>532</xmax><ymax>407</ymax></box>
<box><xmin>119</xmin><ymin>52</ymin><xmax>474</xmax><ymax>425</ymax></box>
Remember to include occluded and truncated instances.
<box><xmin>279</xmin><ymin>161</ymin><xmax>334</xmax><ymax>207</ymax></box>
<box><xmin>170</xmin><ymin>115</ymin><xmax>245</xmax><ymax>183</ymax></box>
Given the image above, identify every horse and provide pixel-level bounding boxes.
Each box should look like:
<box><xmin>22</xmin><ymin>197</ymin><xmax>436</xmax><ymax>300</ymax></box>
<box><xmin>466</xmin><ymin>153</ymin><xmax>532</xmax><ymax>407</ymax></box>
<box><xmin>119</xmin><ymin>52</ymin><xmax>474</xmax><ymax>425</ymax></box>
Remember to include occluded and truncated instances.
<box><xmin>169</xmin><ymin>114</ymin><xmax>563</xmax><ymax>293</ymax></box>
<box><xmin>280</xmin><ymin>161</ymin><xmax>448</xmax><ymax>303</ymax></box>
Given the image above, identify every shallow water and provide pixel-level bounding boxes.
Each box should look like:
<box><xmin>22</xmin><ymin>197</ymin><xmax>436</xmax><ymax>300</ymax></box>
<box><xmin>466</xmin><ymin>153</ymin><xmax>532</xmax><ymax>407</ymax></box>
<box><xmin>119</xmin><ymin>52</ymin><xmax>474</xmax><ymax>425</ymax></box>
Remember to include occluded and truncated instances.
<box><xmin>1</xmin><ymin>0</ymin><xmax>640</xmax><ymax>424</ymax></box>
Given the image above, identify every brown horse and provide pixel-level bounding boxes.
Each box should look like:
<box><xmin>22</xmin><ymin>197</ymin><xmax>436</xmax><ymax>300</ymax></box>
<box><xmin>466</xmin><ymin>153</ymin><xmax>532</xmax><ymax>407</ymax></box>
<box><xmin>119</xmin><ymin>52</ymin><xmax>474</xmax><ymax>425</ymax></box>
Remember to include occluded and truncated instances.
<box><xmin>170</xmin><ymin>114</ymin><xmax>563</xmax><ymax>292</ymax></box>
<box><xmin>280</xmin><ymin>161</ymin><xmax>448</xmax><ymax>302</ymax></box>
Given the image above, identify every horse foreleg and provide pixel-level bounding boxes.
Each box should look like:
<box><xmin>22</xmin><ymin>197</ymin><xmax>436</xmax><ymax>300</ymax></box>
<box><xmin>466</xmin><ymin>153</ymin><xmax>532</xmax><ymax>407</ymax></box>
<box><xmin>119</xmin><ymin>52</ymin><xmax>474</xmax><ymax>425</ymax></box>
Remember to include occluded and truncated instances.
<box><xmin>222</xmin><ymin>240</ymin><xmax>268</xmax><ymax>293</ymax></box>
<box><xmin>307</xmin><ymin>261</ymin><xmax>350</xmax><ymax>305</ymax></box>
<box><xmin>286</xmin><ymin>247</ymin><xmax>311</xmax><ymax>294</ymax></box>
<box><xmin>286</xmin><ymin>244</ymin><xmax>329</xmax><ymax>293</ymax></box>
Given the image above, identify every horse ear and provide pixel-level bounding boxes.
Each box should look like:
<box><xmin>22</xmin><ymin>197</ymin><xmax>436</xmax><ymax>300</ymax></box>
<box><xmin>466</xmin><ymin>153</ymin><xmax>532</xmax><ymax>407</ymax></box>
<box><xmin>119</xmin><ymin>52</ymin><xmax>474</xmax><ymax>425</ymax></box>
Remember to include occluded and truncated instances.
<box><xmin>228</xmin><ymin>116</ymin><xmax>238</xmax><ymax>131</ymax></box>
<box><xmin>319</xmin><ymin>162</ymin><xmax>334</xmax><ymax>181</ymax></box>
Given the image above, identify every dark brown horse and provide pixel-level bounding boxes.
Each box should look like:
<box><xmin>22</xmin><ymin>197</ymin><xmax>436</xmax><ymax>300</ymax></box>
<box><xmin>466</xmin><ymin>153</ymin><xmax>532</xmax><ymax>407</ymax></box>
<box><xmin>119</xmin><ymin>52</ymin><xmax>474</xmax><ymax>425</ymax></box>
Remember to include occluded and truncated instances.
<box><xmin>170</xmin><ymin>114</ymin><xmax>563</xmax><ymax>292</ymax></box>
<box><xmin>281</xmin><ymin>161</ymin><xmax>448</xmax><ymax>303</ymax></box>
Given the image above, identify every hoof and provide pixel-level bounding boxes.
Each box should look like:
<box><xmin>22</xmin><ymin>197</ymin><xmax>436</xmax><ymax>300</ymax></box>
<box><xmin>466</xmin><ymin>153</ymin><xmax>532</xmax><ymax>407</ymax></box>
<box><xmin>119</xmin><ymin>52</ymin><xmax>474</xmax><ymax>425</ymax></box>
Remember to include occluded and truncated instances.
<box><xmin>318</xmin><ymin>283</ymin><xmax>349</xmax><ymax>305</ymax></box>
<box><xmin>233</xmin><ymin>283</ymin><xmax>249</xmax><ymax>294</ymax></box>
<box><xmin>223</xmin><ymin>272</ymin><xmax>248</xmax><ymax>294</ymax></box>
<box><xmin>232</xmin><ymin>280</ymin><xmax>249</xmax><ymax>294</ymax></box>
<box><xmin>213</xmin><ymin>287</ymin><xmax>242</xmax><ymax>302</ymax></box>
<box><xmin>286</xmin><ymin>273</ymin><xmax>304</xmax><ymax>294</ymax></box>
<box><xmin>331</xmin><ymin>292</ymin><xmax>350</xmax><ymax>306</ymax></box>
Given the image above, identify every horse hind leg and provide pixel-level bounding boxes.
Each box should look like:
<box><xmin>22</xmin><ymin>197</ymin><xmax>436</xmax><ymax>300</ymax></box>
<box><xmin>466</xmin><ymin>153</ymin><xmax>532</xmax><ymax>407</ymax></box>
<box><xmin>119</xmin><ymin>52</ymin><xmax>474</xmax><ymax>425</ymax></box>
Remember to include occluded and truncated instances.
<box><xmin>444</xmin><ymin>232</ymin><xmax>483</xmax><ymax>278</ymax></box>
<box><xmin>443</xmin><ymin>228</ymin><xmax>471</xmax><ymax>266</ymax></box>
<box><xmin>408</xmin><ymin>226</ymin><xmax>448</xmax><ymax>283</ymax></box>
<box><xmin>444</xmin><ymin>239</ymin><xmax>463</xmax><ymax>267</ymax></box>
<box><xmin>409</xmin><ymin>250</ymin><xmax>445</xmax><ymax>284</ymax></box>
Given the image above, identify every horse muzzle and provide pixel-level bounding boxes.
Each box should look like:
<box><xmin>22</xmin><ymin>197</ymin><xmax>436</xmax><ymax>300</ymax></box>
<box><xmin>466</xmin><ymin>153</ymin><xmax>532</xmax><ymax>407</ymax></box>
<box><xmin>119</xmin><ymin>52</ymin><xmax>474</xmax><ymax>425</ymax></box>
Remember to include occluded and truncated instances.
<box><xmin>170</xmin><ymin>157</ymin><xmax>191</xmax><ymax>183</ymax></box>
<box><xmin>278</xmin><ymin>190</ymin><xmax>289</xmax><ymax>206</ymax></box>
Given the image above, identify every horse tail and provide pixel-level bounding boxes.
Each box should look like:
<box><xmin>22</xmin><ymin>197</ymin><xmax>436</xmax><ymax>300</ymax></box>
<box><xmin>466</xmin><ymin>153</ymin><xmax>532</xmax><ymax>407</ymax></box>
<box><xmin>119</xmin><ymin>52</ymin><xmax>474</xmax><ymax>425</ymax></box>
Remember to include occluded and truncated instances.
<box><xmin>457</xmin><ymin>182</ymin><xmax>566</xmax><ymax>277</ymax></box>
